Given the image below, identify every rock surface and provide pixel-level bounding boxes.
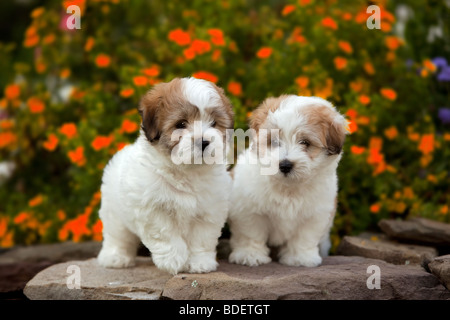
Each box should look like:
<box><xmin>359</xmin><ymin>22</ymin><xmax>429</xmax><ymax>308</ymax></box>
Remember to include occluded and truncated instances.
<box><xmin>428</xmin><ymin>255</ymin><xmax>450</xmax><ymax>290</ymax></box>
<box><xmin>378</xmin><ymin>218</ymin><xmax>450</xmax><ymax>247</ymax></box>
<box><xmin>336</xmin><ymin>235</ymin><xmax>437</xmax><ymax>266</ymax></box>
<box><xmin>25</xmin><ymin>256</ymin><xmax>450</xmax><ymax>300</ymax></box>
<box><xmin>0</xmin><ymin>241</ymin><xmax>102</xmax><ymax>297</ymax></box>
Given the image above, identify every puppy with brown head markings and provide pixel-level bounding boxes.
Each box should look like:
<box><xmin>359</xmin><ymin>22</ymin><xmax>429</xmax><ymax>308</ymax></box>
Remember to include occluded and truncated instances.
<box><xmin>97</xmin><ymin>77</ymin><xmax>234</xmax><ymax>274</ymax></box>
<box><xmin>228</xmin><ymin>95</ymin><xmax>347</xmax><ymax>267</ymax></box>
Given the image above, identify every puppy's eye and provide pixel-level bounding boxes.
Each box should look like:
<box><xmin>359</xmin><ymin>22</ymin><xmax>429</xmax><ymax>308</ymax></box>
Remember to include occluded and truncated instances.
<box><xmin>176</xmin><ymin>121</ymin><xmax>188</xmax><ymax>129</ymax></box>
<box><xmin>299</xmin><ymin>139</ymin><xmax>310</xmax><ymax>147</ymax></box>
<box><xmin>211</xmin><ymin>120</ymin><xmax>216</xmax><ymax>127</ymax></box>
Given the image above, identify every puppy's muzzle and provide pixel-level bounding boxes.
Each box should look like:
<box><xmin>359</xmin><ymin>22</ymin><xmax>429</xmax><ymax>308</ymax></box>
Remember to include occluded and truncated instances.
<box><xmin>201</xmin><ymin>140</ymin><xmax>210</xmax><ymax>152</ymax></box>
<box><xmin>279</xmin><ymin>159</ymin><xmax>293</xmax><ymax>175</ymax></box>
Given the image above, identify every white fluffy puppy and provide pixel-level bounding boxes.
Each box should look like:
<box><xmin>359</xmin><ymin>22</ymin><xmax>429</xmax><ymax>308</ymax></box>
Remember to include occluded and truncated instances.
<box><xmin>228</xmin><ymin>95</ymin><xmax>347</xmax><ymax>267</ymax></box>
<box><xmin>97</xmin><ymin>77</ymin><xmax>234</xmax><ymax>275</ymax></box>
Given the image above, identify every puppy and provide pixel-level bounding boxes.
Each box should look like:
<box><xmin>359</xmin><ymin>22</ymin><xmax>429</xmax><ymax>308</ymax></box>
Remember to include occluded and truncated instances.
<box><xmin>228</xmin><ymin>95</ymin><xmax>347</xmax><ymax>267</ymax></box>
<box><xmin>97</xmin><ymin>77</ymin><xmax>234</xmax><ymax>274</ymax></box>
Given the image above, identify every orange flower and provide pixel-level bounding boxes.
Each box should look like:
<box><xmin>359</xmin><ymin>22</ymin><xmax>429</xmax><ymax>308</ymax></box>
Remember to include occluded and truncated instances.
<box><xmin>295</xmin><ymin>76</ymin><xmax>309</xmax><ymax>89</ymax></box>
<box><xmin>35</xmin><ymin>59</ymin><xmax>47</xmax><ymax>74</ymax></box>
<box><xmin>29</xmin><ymin>195</ymin><xmax>43</xmax><ymax>207</ymax></box>
<box><xmin>92</xmin><ymin>219</ymin><xmax>103</xmax><ymax>241</ymax></box>
<box><xmin>338</xmin><ymin>41</ymin><xmax>353</xmax><ymax>54</ymax></box>
<box><xmin>282</xmin><ymin>4</ymin><xmax>296</xmax><ymax>16</ymax></box>
<box><xmin>256</xmin><ymin>47</ymin><xmax>273</xmax><ymax>59</ymax></box>
<box><xmin>143</xmin><ymin>65</ymin><xmax>160</xmax><ymax>77</ymax></box>
<box><xmin>211</xmin><ymin>49</ymin><xmax>222</xmax><ymax>62</ymax></box>
<box><xmin>370</xmin><ymin>203</ymin><xmax>380</xmax><ymax>214</ymax></box>
<box><xmin>43</xmin><ymin>34</ymin><xmax>56</xmax><ymax>45</ymax></box>
<box><xmin>0</xmin><ymin>132</ymin><xmax>17</xmax><ymax>149</ymax></box>
<box><xmin>384</xmin><ymin>126</ymin><xmax>398</xmax><ymax>140</ymax></box>
<box><xmin>116</xmin><ymin>142</ymin><xmax>129</xmax><ymax>151</ymax></box>
<box><xmin>418</xmin><ymin>134</ymin><xmax>434</xmax><ymax>155</ymax></box>
<box><xmin>346</xmin><ymin>120</ymin><xmax>358</xmax><ymax>134</ymax></box>
<box><xmin>423</xmin><ymin>59</ymin><xmax>436</xmax><ymax>72</ymax></box>
<box><xmin>133</xmin><ymin>76</ymin><xmax>148</xmax><ymax>86</ymax></box>
<box><xmin>14</xmin><ymin>212</ymin><xmax>30</xmax><ymax>224</ymax></box>
<box><xmin>299</xmin><ymin>0</ymin><xmax>311</xmax><ymax>5</ymax></box>
<box><xmin>183</xmin><ymin>46</ymin><xmax>196</xmax><ymax>60</ymax></box>
<box><xmin>168</xmin><ymin>28</ymin><xmax>191</xmax><ymax>46</ymax></box>
<box><xmin>334</xmin><ymin>56</ymin><xmax>347</xmax><ymax>70</ymax></box>
<box><xmin>57</xmin><ymin>210</ymin><xmax>66</xmax><ymax>221</ymax></box>
<box><xmin>95</xmin><ymin>53</ymin><xmax>111</xmax><ymax>68</ymax></box>
<box><xmin>380</xmin><ymin>88</ymin><xmax>397</xmax><ymax>100</ymax></box>
<box><xmin>68</xmin><ymin>146</ymin><xmax>86</xmax><ymax>166</ymax></box>
<box><xmin>120</xmin><ymin>88</ymin><xmax>135</xmax><ymax>98</ymax></box>
<box><xmin>190</xmin><ymin>39</ymin><xmax>211</xmax><ymax>54</ymax></box>
<box><xmin>208</xmin><ymin>29</ymin><xmax>225</xmax><ymax>46</ymax></box>
<box><xmin>385</xmin><ymin>36</ymin><xmax>402</xmax><ymax>50</ymax></box>
<box><xmin>342</xmin><ymin>12</ymin><xmax>352</xmax><ymax>20</ymax></box>
<box><xmin>227</xmin><ymin>81</ymin><xmax>242</xmax><ymax>96</ymax></box>
<box><xmin>4</xmin><ymin>84</ymin><xmax>20</xmax><ymax>100</ymax></box>
<box><xmin>0</xmin><ymin>120</ymin><xmax>14</xmax><ymax>130</ymax></box>
<box><xmin>91</xmin><ymin>135</ymin><xmax>114</xmax><ymax>151</ymax></box>
<box><xmin>59</xmin><ymin>211</ymin><xmax>91</xmax><ymax>242</ymax></box>
<box><xmin>24</xmin><ymin>32</ymin><xmax>39</xmax><ymax>48</ymax></box>
<box><xmin>349</xmin><ymin>81</ymin><xmax>362</xmax><ymax>93</ymax></box>
<box><xmin>31</xmin><ymin>7</ymin><xmax>45</xmax><ymax>18</ymax></box>
<box><xmin>288</xmin><ymin>27</ymin><xmax>307</xmax><ymax>44</ymax></box>
<box><xmin>192</xmin><ymin>71</ymin><xmax>218</xmax><ymax>84</ymax></box>
<box><xmin>350</xmin><ymin>145</ymin><xmax>366</xmax><ymax>155</ymax></box>
<box><xmin>321</xmin><ymin>17</ymin><xmax>338</xmax><ymax>30</ymax></box>
<box><xmin>84</xmin><ymin>37</ymin><xmax>95</xmax><ymax>51</ymax></box>
<box><xmin>359</xmin><ymin>95</ymin><xmax>371</xmax><ymax>105</ymax></box>
<box><xmin>0</xmin><ymin>217</ymin><xmax>8</xmax><ymax>238</ymax></box>
<box><xmin>43</xmin><ymin>134</ymin><xmax>59</xmax><ymax>151</ymax></box>
<box><xmin>27</xmin><ymin>97</ymin><xmax>45</xmax><ymax>113</ymax></box>
<box><xmin>120</xmin><ymin>119</ymin><xmax>139</xmax><ymax>134</ymax></box>
<box><xmin>364</xmin><ymin>62</ymin><xmax>375</xmax><ymax>75</ymax></box>
<box><xmin>59</xmin><ymin>123</ymin><xmax>77</xmax><ymax>139</ymax></box>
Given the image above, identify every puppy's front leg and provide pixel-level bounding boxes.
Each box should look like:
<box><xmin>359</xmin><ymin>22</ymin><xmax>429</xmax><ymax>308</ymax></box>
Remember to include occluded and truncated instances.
<box><xmin>186</xmin><ymin>219</ymin><xmax>223</xmax><ymax>273</ymax></box>
<box><xmin>278</xmin><ymin>215</ymin><xmax>329</xmax><ymax>267</ymax></box>
<box><xmin>228</xmin><ymin>213</ymin><xmax>272</xmax><ymax>267</ymax></box>
<box><xmin>140</xmin><ymin>229</ymin><xmax>189</xmax><ymax>275</ymax></box>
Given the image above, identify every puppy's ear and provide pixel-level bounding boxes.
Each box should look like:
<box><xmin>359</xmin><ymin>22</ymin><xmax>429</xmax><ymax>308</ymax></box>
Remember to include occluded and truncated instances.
<box><xmin>212</xmin><ymin>84</ymin><xmax>235</xmax><ymax>130</ymax></box>
<box><xmin>250</xmin><ymin>96</ymin><xmax>285</xmax><ymax>132</ymax></box>
<box><xmin>326</xmin><ymin>114</ymin><xmax>348</xmax><ymax>156</ymax></box>
<box><xmin>139</xmin><ymin>87</ymin><xmax>161</xmax><ymax>143</ymax></box>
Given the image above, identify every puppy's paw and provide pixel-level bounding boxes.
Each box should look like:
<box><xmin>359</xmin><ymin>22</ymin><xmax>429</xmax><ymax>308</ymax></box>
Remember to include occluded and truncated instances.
<box><xmin>97</xmin><ymin>250</ymin><xmax>135</xmax><ymax>269</ymax></box>
<box><xmin>187</xmin><ymin>253</ymin><xmax>218</xmax><ymax>274</ymax></box>
<box><xmin>151</xmin><ymin>245</ymin><xmax>189</xmax><ymax>275</ymax></box>
<box><xmin>279</xmin><ymin>249</ymin><xmax>322</xmax><ymax>267</ymax></box>
<box><xmin>229</xmin><ymin>248</ymin><xmax>271</xmax><ymax>267</ymax></box>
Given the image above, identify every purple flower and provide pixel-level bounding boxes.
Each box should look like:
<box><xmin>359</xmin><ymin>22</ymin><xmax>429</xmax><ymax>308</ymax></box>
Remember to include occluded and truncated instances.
<box><xmin>438</xmin><ymin>108</ymin><xmax>450</xmax><ymax>124</ymax></box>
<box><xmin>405</xmin><ymin>59</ymin><xmax>414</xmax><ymax>69</ymax></box>
<box><xmin>432</xmin><ymin>57</ymin><xmax>448</xmax><ymax>69</ymax></box>
<box><xmin>437</xmin><ymin>66</ymin><xmax>450</xmax><ymax>82</ymax></box>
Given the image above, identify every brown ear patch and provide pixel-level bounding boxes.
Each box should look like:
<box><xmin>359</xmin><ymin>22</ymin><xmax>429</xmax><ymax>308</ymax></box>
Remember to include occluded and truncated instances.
<box><xmin>303</xmin><ymin>105</ymin><xmax>347</xmax><ymax>156</ymax></box>
<box><xmin>250</xmin><ymin>95</ymin><xmax>289</xmax><ymax>132</ymax></box>
<box><xmin>211</xmin><ymin>83</ymin><xmax>234</xmax><ymax>130</ymax></box>
<box><xmin>138</xmin><ymin>78</ymin><xmax>185</xmax><ymax>143</ymax></box>
<box><xmin>139</xmin><ymin>87</ymin><xmax>162</xmax><ymax>143</ymax></box>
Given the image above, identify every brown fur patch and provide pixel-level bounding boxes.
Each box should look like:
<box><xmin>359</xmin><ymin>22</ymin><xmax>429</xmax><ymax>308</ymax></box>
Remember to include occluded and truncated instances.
<box><xmin>301</xmin><ymin>105</ymin><xmax>347</xmax><ymax>155</ymax></box>
<box><xmin>249</xmin><ymin>95</ymin><xmax>289</xmax><ymax>132</ymax></box>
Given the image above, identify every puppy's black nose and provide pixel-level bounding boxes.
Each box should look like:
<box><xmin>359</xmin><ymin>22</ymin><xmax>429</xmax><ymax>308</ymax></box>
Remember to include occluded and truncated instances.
<box><xmin>279</xmin><ymin>160</ymin><xmax>293</xmax><ymax>174</ymax></box>
<box><xmin>201</xmin><ymin>140</ymin><xmax>210</xmax><ymax>151</ymax></box>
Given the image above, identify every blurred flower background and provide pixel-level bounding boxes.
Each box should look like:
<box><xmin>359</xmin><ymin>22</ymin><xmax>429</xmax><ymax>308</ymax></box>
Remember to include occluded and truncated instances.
<box><xmin>0</xmin><ymin>0</ymin><xmax>448</xmax><ymax>251</ymax></box>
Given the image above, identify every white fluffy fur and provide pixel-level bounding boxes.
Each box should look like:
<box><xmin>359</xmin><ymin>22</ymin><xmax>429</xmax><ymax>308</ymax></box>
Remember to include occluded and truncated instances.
<box><xmin>228</xmin><ymin>96</ymin><xmax>345</xmax><ymax>268</ymax></box>
<box><xmin>97</xmin><ymin>79</ymin><xmax>231</xmax><ymax>275</ymax></box>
